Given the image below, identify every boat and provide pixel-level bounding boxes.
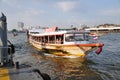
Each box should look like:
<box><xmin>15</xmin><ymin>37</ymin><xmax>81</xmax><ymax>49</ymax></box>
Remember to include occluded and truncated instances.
<box><xmin>12</xmin><ymin>32</ymin><xmax>18</xmax><ymax>37</ymax></box>
<box><xmin>28</xmin><ymin>27</ymin><xmax>104</xmax><ymax>57</ymax></box>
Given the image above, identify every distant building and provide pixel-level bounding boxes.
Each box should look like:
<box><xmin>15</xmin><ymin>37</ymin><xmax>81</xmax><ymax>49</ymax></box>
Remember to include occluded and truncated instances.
<box><xmin>18</xmin><ymin>22</ymin><xmax>24</xmax><ymax>31</ymax></box>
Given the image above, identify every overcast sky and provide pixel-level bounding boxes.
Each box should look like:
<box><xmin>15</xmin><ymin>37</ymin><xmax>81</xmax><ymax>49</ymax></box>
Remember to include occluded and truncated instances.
<box><xmin>0</xmin><ymin>0</ymin><xmax>120</xmax><ymax>30</ymax></box>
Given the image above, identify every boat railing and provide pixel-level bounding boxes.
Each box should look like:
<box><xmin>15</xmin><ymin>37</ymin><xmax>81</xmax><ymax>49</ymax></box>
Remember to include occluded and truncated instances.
<box><xmin>31</xmin><ymin>38</ymin><xmax>63</xmax><ymax>44</ymax></box>
<box><xmin>48</xmin><ymin>40</ymin><xmax>63</xmax><ymax>44</ymax></box>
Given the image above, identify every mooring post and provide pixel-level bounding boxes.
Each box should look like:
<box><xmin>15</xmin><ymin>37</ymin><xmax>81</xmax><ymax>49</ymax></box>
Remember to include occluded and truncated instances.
<box><xmin>0</xmin><ymin>13</ymin><xmax>8</xmax><ymax>66</ymax></box>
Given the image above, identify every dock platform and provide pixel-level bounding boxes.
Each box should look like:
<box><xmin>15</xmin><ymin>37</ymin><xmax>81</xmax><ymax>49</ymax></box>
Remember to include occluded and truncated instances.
<box><xmin>0</xmin><ymin>54</ymin><xmax>51</xmax><ymax>80</ymax></box>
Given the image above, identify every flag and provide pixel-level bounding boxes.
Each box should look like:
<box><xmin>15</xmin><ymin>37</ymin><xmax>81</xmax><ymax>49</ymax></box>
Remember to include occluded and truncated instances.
<box><xmin>93</xmin><ymin>34</ymin><xmax>98</xmax><ymax>40</ymax></box>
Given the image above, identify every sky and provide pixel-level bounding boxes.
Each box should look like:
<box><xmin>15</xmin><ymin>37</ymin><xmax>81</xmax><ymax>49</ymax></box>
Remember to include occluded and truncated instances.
<box><xmin>0</xmin><ymin>0</ymin><xmax>120</xmax><ymax>30</ymax></box>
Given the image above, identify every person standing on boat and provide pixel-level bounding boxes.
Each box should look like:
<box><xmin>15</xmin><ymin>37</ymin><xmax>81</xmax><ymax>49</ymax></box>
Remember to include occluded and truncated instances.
<box><xmin>26</xmin><ymin>30</ymin><xmax>29</xmax><ymax>39</ymax></box>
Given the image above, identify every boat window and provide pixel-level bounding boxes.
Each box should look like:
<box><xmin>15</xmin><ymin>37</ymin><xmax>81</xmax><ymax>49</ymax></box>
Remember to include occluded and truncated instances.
<box><xmin>74</xmin><ymin>34</ymin><xmax>84</xmax><ymax>41</ymax></box>
<box><xmin>45</xmin><ymin>36</ymin><xmax>48</xmax><ymax>43</ymax></box>
<box><xmin>84</xmin><ymin>33</ymin><xmax>89</xmax><ymax>41</ymax></box>
<box><xmin>56</xmin><ymin>35</ymin><xmax>63</xmax><ymax>44</ymax></box>
<box><xmin>65</xmin><ymin>33</ymin><xmax>86</xmax><ymax>42</ymax></box>
<box><xmin>65</xmin><ymin>34</ymin><xmax>74</xmax><ymax>41</ymax></box>
<box><xmin>49</xmin><ymin>36</ymin><xmax>55</xmax><ymax>43</ymax></box>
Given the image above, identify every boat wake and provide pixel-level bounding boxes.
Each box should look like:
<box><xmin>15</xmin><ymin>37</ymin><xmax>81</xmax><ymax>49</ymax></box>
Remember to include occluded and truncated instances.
<box><xmin>44</xmin><ymin>53</ymin><xmax>82</xmax><ymax>58</ymax></box>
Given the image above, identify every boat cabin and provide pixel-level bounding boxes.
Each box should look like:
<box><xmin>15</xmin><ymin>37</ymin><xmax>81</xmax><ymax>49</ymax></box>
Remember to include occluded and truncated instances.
<box><xmin>29</xmin><ymin>30</ymin><xmax>90</xmax><ymax>45</ymax></box>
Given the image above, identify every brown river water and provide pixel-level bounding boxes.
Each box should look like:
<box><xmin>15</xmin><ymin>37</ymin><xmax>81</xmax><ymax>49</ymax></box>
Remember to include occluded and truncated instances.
<box><xmin>8</xmin><ymin>33</ymin><xmax>120</xmax><ymax>80</ymax></box>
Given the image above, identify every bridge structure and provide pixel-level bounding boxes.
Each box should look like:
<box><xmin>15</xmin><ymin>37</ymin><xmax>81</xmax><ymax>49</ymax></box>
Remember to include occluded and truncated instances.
<box><xmin>85</xmin><ymin>26</ymin><xmax>120</xmax><ymax>33</ymax></box>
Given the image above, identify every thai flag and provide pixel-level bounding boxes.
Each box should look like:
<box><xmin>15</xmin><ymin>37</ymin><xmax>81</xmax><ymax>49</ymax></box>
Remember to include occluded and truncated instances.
<box><xmin>93</xmin><ymin>34</ymin><xmax>98</xmax><ymax>40</ymax></box>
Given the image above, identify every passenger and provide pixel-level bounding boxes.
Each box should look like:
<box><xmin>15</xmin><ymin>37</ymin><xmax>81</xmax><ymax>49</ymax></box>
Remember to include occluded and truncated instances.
<box><xmin>57</xmin><ymin>38</ymin><xmax>62</xmax><ymax>44</ymax></box>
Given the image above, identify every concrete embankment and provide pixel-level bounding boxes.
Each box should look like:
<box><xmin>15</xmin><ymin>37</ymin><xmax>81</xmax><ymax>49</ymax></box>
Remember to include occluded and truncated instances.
<box><xmin>0</xmin><ymin>52</ymin><xmax>51</xmax><ymax>80</ymax></box>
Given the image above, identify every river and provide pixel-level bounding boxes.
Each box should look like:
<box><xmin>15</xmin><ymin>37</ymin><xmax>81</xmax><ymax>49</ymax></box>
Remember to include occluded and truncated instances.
<box><xmin>8</xmin><ymin>33</ymin><xmax>120</xmax><ymax>80</ymax></box>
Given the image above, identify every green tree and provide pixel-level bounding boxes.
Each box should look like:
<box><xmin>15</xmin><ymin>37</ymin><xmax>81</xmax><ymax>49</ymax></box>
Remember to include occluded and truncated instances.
<box><xmin>11</xmin><ymin>29</ymin><xmax>18</xmax><ymax>32</ymax></box>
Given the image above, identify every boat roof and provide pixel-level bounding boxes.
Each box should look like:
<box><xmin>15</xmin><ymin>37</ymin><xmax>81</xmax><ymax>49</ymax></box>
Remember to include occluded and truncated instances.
<box><xmin>29</xmin><ymin>29</ymin><xmax>90</xmax><ymax>36</ymax></box>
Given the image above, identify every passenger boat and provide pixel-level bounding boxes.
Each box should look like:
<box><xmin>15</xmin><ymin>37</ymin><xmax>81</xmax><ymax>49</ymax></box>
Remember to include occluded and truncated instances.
<box><xmin>28</xmin><ymin>27</ymin><xmax>104</xmax><ymax>57</ymax></box>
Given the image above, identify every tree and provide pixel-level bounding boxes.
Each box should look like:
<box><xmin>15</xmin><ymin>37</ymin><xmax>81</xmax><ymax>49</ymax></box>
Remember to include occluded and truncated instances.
<box><xmin>11</xmin><ymin>29</ymin><xmax>18</xmax><ymax>33</ymax></box>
